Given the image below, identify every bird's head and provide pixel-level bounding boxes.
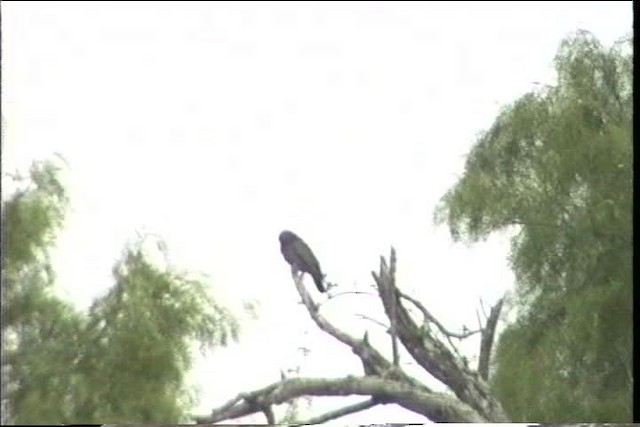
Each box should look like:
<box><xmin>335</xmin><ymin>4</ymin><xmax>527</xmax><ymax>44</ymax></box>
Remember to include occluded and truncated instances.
<box><xmin>279</xmin><ymin>230</ymin><xmax>298</xmax><ymax>245</ymax></box>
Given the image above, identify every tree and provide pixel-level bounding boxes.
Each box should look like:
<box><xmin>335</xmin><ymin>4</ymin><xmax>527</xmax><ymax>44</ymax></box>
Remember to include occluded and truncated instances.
<box><xmin>2</xmin><ymin>158</ymin><xmax>69</xmax><ymax>331</ymax></box>
<box><xmin>433</xmin><ymin>30</ymin><xmax>632</xmax><ymax>422</ymax></box>
<box><xmin>190</xmin><ymin>30</ymin><xmax>631</xmax><ymax>425</ymax></box>
<box><xmin>2</xmin><ymin>158</ymin><xmax>75</xmax><ymax>423</ymax></box>
<box><xmin>72</xmin><ymin>237</ymin><xmax>243</xmax><ymax>423</ymax></box>
<box><xmin>193</xmin><ymin>248</ymin><xmax>508</xmax><ymax>424</ymax></box>
<box><xmin>2</xmin><ymin>157</ymin><xmax>247</xmax><ymax>423</ymax></box>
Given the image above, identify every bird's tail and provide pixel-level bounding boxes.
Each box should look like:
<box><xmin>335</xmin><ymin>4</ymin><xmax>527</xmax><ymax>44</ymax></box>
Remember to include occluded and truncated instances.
<box><xmin>313</xmin><ymin>273</ymin><xmax>327</xmax><ymax>293</ymax></box>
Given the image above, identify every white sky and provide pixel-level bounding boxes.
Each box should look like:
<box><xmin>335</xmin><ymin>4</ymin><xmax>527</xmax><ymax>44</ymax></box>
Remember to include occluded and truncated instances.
<box><xmin>2</xmin><ymin>1</ymin><xmax>632</xmax><ymax>424</ymax></box>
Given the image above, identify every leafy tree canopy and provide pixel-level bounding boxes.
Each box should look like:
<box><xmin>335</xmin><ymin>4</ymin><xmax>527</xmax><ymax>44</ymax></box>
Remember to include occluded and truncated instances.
<box><xmin>434</xmin><ymin>30</ymin><xmax>632</xmax><ymax>422</ymax></box>
<box><xmin>2</xmin><ymin>157</ymin><xmax>246</xmax><ymax>423</ymax></box>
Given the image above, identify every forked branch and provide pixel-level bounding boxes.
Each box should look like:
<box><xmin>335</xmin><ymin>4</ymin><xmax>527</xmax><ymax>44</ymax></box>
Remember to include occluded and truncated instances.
<box><xmin>194</xmin><ymin>249</ymin><xmax>507</xmax><ymax>424</ymax></box>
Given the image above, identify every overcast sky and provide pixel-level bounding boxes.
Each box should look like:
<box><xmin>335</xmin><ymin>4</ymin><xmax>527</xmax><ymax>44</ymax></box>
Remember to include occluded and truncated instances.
<box><xmin>2</xmin><ymin>1</ymin><xmax>632</xmax><ymax>424</ymax></box>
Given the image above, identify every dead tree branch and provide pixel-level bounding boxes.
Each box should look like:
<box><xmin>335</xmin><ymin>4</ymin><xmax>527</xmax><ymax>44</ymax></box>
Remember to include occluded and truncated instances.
<box><xmin>354</xmin><ymin>314</ymin><xmax>390</xmax><ymax>333</ymax></box>
<box><xmin>373</xmin><ymin>248</ymin><xmax>507</xmax><ymax>421</ymax></box>
<box><xmin>291</xmin><ymin>398</ymin><xmax>379</xmax><ymax>426</ymax></box>
<box><xmin>388</xmin><ymin>250</ymin><xmax>400</xmax><ymax>367</ymax></box>
<box><xmin>397</xmin><ymin>290</ymin><xmax>471</xmax><ymax>361</ymax></box>
<box><xmin>478</xmin><ymin>297</ymin><xmax>504</xmax><ymax>380</ymax></box>
<box><xmin>194</xmin><ymin>249</ymin><xmax>508</xmax><ymax>424</ymax></box>
<box><xmin>194</xmin><ymin>376</ymin><xmax>486</xmax><ymax>424</ymax></box>
<box><xmin>398</xmin><ymin>291</ymin><xmax>482</xmax><ymax>340</ymax></box>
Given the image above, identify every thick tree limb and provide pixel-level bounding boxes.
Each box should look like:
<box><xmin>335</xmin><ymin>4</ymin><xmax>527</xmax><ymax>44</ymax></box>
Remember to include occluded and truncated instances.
<box><xmin>260</xmin><ymin>404</ymin><xmax>275</xmax><ymax>424</ymax></box>
<box><xmin>194</xmin><ymin>376</ymin><xmax>486</xmax><ymax>424</ymax></box>
<box><xmin>373</xmin><ymin>248</ymin><xmax>508</xmax><ymax>422</ymax></box>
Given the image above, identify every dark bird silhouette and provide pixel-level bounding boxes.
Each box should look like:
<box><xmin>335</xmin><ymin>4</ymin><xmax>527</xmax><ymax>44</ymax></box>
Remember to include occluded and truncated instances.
<box><xmin>279</xmin><ymin>230</ymin><xmax>326</xmax><ymax>293</ymax></box>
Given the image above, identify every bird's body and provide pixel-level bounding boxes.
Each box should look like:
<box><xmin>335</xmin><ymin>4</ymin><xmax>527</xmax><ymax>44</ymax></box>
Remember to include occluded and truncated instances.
<box><xmin>279</xmin><ymin>230</ymin><xmax>326</xmax><ymax>293</ymax></box>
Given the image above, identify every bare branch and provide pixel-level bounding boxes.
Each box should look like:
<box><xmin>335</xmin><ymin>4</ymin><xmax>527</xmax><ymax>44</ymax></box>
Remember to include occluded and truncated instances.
<box><xmin>319</xmin><ymin>290</ymin><xmax>378</xmax><ymax>309</ymax></box>
<box><xmin>354</xmin><ymin>314</ymin><xmax>390</xmax><ymax>333</ymax></box>
<box><xmin>261</xmin><ymin>405</ymin><xmax>275</xmax><ymax>424</ymax></box>
<box><xmin>399</xmin><ymin>291</ymin><xmax>482</xmax><ymax>340</ymax></box>
<box><xmin>475</xmin><ymin>308</ymin><xmax>483</xmax><ymax>331</ymax></box>
<box><xmin>194</xmin><ymin>376</ymin><xmax>487</xmax><ymax>424</ymax></box>
<box><xmin>291</xmin><ymin>398</ymin><xmax>380</xmax><ymax>426</ymax></box>
<box><xmin>292</xmin><ymin>274</ymin><xmax>382</xmax><ymax>355</ymax></box>
<box><xmin>327</xmin><ymin>290</ymin><xmax>378</xmax><ymax>300</ymax></box>
<box><xmin>373</xmin><ymin>250</ymin><xmax>508</xmax><ymax>422</ymax></box>
<box><xmin>478</xmin><ymin>297</ymin><xmax>505</xmax><ymax>380</ymax></box>
<box><xmin>195</xmin><ymin>250</ymin><xmax>509</xmax><ymax>424</ymax></box>
<box><xmin>193</xmin><ymin>382</ymin><xmax>279</xmax><ymax>424</ymax></box>
<box><xmin>479</xmin><ymin>298</ymin><xmax>489</xmax><ymax>320</ymax></box>
<box><xmin>291</xmin><ymin>274</ymin><xmax>431</xmax><ymax>392</ymax></box>
<box><xmin>389</xmin><ymin>248</ymin><xmax>400</xmax><ymax>367</ymax></box>
<box><xmin>403</xmin><ymin>293</ymin><xmax>462</xmax><ymax>359</ymax></box>
<box><xmin>374</xmin><ymin>254</ymin><xmax>457</xmax><ymax>381</ymax></box>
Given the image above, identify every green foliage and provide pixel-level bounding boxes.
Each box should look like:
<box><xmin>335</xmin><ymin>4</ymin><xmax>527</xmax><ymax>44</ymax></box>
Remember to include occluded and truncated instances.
<box><xmin>2</xmin><ymin>158</ymin><xmax>81</xmax><ymax>423</ymax></box>
<box><xmin>3</xmin><ymin>157</ymin><xmax>244</xmax><ymax>423</ymax></box>
<box><xmin>434</xmin><ymin>30</ymin><xmax>632</xmax><ymax>422</ymax></box>
<box><xmin>6</xmin><ymin>295</ymin><xmax>85</xmax><ymax>423</ymax></box>
<box><xmin>75</xmin><ymin>243</ymin><xmax>240</xmax><ymax>423</ymax></box>
<box><xmin>3</xmin><ymin>160</ymin><xmax>67</xmax><ymax>271</ymax></box>
<box><xmin>2</xmin><ymin>159</ymin><xmax>69</xmax><ymax>329</ymax></box>
<box><xmin>491</xmin><ymin>279</ymin><xmax>631</xmax><ymax>421</ymax></box>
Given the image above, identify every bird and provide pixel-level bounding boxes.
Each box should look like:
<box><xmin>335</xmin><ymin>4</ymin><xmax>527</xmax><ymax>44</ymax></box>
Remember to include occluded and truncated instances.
<box><xmin>278</xmin><ymin>230</ymin><xmax>326</xmax><ymax>293</ymax></box>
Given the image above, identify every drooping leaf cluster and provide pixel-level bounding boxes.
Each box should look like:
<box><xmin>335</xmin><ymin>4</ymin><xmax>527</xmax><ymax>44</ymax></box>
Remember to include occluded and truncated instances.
<box><xmin>434</xmin><ymin>30</ymin><xmax>632</xmax><ymax>422</ymax></box>
<box><xmin>2</xmin><ymin>158</ymin><xmax>81</xmax><ymax>423</ymax></box>
<box><xmin>74</xmin><ymin>243</ymin><xmax>240</xmax><ymax>422</ymax></box>
<box><xmin>2</xmin><ymin>159</ymin><xmax>69</xmax><ymax>330</ymax></box>
<box><xmin>2</xmin><ymin>157</ymin><xmax>243</xmax><ymax>423</ymax></box>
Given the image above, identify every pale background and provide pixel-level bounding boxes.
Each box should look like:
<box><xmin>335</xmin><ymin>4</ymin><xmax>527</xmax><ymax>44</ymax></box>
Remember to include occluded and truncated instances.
<box><xmin>2</xmin><ymin>1</ymin><xmax>632</xmax><ymax>424</ymax></box>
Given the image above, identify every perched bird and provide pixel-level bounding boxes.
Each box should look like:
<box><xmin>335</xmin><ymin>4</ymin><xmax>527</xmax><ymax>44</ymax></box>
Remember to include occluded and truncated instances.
<box><xmin>279</xmin><ymin>230</ymin><xmax>326</xmax><ymax>293</ymax></box>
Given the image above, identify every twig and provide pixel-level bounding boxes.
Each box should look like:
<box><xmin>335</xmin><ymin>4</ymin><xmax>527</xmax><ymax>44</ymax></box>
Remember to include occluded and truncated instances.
<box><xmin>479</xmin><ymin>298</ymin><xmax>489</xmax><ymax>320</ymax></box>
<box><xmin>327</xmin><ymin>290</ymin><xmax>378</xmax><ymax>299</ymax></box>
<box><xmin>320</xmin><ymin>290</ymin><xmax>378</xmax><ymax>308</ymax></box>
<box><xmin>355</xmin><ymin>314</ymin><xmax>391</xmax><ymax>333</ymax></box>
<box><xmin>475</xmin><ymin>308</ymin><xmax>483</xmax><ymax>332</ymax></box>
<box><xmin>399</xmin><ymin>291</ymin><xmax>481</xmax><ymax>340</ymax></box>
